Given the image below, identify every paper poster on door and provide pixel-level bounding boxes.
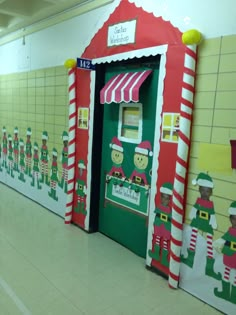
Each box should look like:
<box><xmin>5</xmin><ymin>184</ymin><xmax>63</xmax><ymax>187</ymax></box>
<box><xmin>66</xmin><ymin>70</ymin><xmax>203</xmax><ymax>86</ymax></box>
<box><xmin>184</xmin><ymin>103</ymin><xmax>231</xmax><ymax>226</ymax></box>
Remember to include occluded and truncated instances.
<box><xmin>105</xmin><ymin>137</ymin><xmax>152</xmax><ymax>215</ymax></box>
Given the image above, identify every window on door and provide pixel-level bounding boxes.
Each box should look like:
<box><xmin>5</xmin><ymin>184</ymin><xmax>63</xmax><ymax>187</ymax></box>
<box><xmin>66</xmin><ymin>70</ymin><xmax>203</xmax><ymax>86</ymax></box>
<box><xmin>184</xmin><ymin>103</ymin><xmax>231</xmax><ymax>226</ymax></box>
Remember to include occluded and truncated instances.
<box><xmin>118</xmin><ymin>103</ymin><xmax>143</xmax><ymax>144</ymax></box>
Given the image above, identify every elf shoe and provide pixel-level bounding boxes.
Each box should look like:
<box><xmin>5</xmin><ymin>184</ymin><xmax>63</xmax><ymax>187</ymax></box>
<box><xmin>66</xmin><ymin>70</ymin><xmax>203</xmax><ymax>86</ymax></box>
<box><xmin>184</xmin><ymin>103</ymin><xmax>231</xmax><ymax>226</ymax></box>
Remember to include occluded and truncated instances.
<box><xmin>161</xmin><ymin>249</ymin><xmax>169</xmax><ymax>267</ymax></box>
<box><xmin>40</xmin><ymin>174</ymin><xmax>44</xmax><ymax>183</ymax></box>
<box><xmin>181</xmin><ymin>248</ymin><xmax>195</xmax><ymax>268</ymax></box>
<box><xmin>230</xmin><ymin>284</ymin><xmax>236</xmax><ymax>304</ymax></box>
<box><xmin>37</xmin><ymin>180</ymin><xmax>42</xmax><ymax>190</ymax></box>
<box><xmin>214</xmin><ymin>280</ymin><xmax>231</xmax><ymax>301</ymax></box>
<box><xmin>205</xmin><ymin>257</ymin><xmax>221</xmax><ymax>280</ymax></box>
<box><xmin>148</xmin><ymin>244</ymin><xmax>160</xmax><ymax>261</ymax></box>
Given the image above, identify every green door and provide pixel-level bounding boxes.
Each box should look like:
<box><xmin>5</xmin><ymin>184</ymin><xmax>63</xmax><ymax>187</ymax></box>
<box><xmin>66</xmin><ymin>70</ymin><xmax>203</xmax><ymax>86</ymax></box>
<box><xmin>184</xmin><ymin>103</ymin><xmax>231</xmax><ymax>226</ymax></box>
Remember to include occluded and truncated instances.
<box><xmin>99</xmin><ymin>60</ymin><xmax>159</xmax><ymax>258</ymax></box>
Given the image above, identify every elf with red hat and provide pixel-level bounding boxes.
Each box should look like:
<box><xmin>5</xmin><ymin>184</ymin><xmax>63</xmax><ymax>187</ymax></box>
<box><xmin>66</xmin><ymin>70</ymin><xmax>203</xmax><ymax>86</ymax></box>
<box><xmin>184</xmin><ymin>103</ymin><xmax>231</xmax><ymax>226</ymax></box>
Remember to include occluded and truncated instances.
<box><xmin>129</xmin><ymin>140</ymin><xmax>152</xmax><ymax>191</ymax></box>
<box><xmin>107</xmin><ymin>137</ymin><xmax>125</xmax><ymax>185</ymax></box>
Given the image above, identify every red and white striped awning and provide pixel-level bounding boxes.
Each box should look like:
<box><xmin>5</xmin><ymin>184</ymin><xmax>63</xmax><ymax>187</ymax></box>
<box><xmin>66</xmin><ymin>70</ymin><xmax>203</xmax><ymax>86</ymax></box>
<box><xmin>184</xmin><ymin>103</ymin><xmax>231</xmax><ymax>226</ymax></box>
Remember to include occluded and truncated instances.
<box><xmin>100</xmin><ymin>70</ymin><xmax>152</xmax><ymax>104</ymax></box>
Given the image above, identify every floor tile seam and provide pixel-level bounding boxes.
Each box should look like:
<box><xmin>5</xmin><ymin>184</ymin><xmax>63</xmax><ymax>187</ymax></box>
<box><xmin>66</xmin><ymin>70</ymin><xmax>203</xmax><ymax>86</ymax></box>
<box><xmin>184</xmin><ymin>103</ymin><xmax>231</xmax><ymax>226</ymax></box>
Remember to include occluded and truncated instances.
<box><xmin>0</xmin><ymin>232</ymin><xmax>85</xmax><ymax>314</ymax></box>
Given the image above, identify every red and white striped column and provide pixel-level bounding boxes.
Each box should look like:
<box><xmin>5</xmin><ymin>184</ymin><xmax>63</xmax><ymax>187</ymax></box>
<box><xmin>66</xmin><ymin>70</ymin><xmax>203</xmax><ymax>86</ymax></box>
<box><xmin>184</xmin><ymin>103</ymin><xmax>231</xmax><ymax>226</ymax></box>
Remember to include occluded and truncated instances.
<box><xmin>168</xmin><ymin>44</ymin><xmax>198</xmax><ymax>288</ymax></box>
<box><xmin>64</xmin><ymin>59</ymin><xmax>77</xmax><ymax>224</ymax></box>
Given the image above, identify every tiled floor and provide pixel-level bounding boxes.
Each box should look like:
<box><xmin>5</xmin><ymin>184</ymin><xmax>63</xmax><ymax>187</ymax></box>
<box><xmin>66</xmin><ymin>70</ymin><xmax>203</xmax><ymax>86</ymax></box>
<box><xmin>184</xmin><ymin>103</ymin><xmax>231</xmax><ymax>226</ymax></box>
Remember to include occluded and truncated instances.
<box><xmin>0</xmin><ymin>183</ymin><xmax>222</xmax><ymax>315</ymax></box>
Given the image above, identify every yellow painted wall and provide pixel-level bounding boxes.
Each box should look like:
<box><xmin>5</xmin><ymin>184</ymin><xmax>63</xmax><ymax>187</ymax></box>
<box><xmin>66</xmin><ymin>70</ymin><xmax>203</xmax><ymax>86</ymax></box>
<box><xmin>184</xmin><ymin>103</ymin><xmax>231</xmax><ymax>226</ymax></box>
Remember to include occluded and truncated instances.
<box><xmin>0</xmin><ymin>66</ymin><xmax>69</xmax><ymax>176</ymax></box>
<box><xmin>186</xmin><ymin>34</ymin><xmax>236</xmax><ymax>239</ymax></box>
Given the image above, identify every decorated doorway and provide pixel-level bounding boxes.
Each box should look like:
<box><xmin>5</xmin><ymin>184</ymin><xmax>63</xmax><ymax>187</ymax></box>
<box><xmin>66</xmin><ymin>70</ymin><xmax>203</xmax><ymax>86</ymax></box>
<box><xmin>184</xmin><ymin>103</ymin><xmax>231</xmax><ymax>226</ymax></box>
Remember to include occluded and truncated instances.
<box><xmin>99</xmin><ymin>57</ymin><xmax>160</xmax><ymax>257</ymax></box>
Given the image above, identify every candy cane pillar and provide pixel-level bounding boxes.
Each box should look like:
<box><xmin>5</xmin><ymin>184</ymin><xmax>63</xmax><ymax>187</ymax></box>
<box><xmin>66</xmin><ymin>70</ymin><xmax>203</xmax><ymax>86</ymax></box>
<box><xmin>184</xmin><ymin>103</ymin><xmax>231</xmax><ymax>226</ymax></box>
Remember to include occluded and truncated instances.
<box><xmin>64</xmin><ymin>59</ymin><xmax>77</xmax><ymax>224</ymax></box>
<box><xmin>168</xmin><ymin>44</ymin><xmax>198</xmax><ymax>288</ymax></box>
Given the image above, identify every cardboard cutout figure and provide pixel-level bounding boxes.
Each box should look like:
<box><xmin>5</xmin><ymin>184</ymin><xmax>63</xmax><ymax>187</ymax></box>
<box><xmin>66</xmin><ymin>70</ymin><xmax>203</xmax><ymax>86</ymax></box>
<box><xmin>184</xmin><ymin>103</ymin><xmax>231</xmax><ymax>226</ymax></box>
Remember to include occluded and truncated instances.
<box><xmin>129</xmin><ymin>141</ymin><xmax>153</xmax><ymax>192</ymax></box>
<box><xmin>181</xmin><ymin>172</ymin><xmax>221</xmax><ymax>280</ymax></box>
<box><xmin>25</xmin><ymin>127</ymin><xmax>32</xmax><ymax>177</ymax></box>
<box><xmin>40</xmin><ymin>131</ymin><xmax>50</xmax><ymax>186</ymax></box>
<box><xmin>149</xmin><ymin>182</ymin><xmax>173</xmax><ymax>267</ymax></box>
<box><xmin>18</xmin><ymin>138</ymin><xmax>26</xmax><ymax>182</ymax></box>
<box><xmin>2</xmin><ymin>126</ymin><xmax>7</xmax><ymax>168</ymax></box>
<box><xmin>74</xmin><ymin>160</ymin><xmax>87</xmax><ymax>215</ymax></box>
<box><xmin>7</xmin><ymin>134</ymin><xmax>14</xmax><ymax>178</ymax></box>
<box><xmin>31</xmin><ymin>142</ymin><xmax>42</xmax><ymax>189</ymax></box>
<box><xmin>214</xmin><ymin>201</ymin><xmax>236</xmax><ymax>304</ymax></box>
<box><xmin>106</xmin><ymin>137</ymin><xmax>126</xmax><ymax>186</ymax></box>
<box><xmin>0</xmin><ymin>143</ymin><xmax>2</xmax><ymax>172</ymax></box>
<box><xmin>59</xmin><ymin>131</ymin><xmax>69</xmax><ymax>193</ymax></box>
<box><xmin>13</xmin><ymin>126</ymin><xmax>19</xmax><ymax>172</ymax></box>
<box><xmin>48</xmin><ymin>148</ymin><xmax>59</xmax><ymax>201</ymax></box>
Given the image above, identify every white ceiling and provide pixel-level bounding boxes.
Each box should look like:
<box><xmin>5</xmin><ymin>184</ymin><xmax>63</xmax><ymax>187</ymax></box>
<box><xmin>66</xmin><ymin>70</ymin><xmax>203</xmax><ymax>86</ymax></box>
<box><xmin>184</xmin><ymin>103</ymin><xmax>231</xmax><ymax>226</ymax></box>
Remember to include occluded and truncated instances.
<box><xmin>0</xmin><ymin>0</ymin><xmax>92</xmax><ymax>38</ymax></box>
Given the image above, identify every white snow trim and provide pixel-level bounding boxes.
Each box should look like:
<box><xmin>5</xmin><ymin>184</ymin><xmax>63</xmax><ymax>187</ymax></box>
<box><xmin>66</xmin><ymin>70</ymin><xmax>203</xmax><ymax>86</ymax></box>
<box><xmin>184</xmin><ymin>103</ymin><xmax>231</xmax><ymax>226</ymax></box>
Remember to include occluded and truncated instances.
<box><xmin>197</xmin><ymin>179</ymin><xmax>213</xmax><ymax>188</ymax></box>
<box><xmin>135</xmin><ymin>147</ymin><xmax>152</xmax><ymax>156</ymax></box>
<box><xmin>93</xmin><ymin>45</ymin><xmax>168</xmax><ymax>65</ymax></box>
<box><xmin>110</xmin><ymin>143</ymin><xmax>123</xmax><ymax>152</ymax></box>
<box><xmin>228</xmin><ymin>207</ymin><xmax>236</xmax><ymax>215</ymax></box>
<box><xmin>160</xmin><ymin>187</ymin><xmax>172</xmax><ymax>195</ymax></box>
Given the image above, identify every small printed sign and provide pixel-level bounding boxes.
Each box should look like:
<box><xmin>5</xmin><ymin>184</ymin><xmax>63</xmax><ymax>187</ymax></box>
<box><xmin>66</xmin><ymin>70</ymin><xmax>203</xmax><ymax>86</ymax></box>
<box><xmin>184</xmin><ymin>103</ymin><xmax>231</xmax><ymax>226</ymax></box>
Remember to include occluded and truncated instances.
<box><xmin>107</xmin><ymin>19</ymin><xmax>137</xmax><ymax>47</ymax></box>
<box><xmin>77</xmin><ymin>58</ymin><xmax>95</xmax><ymax>70</ymax></box>
<box><xmin>112</xmin><ymin>185</ymin><xmax>140</xmax><ymax>205</ymax></box>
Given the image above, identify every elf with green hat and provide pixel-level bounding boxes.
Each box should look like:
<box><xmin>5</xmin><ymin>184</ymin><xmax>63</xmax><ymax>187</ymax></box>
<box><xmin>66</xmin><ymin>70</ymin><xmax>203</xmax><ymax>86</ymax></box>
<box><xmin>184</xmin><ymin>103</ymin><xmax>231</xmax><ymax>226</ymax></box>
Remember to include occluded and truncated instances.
<box><xmin>149</xmin><ymin>182</ymin><xmax>173</xmax><ymax>267</ymax></box>
<box><xmin>2</xmin><ymin>126</ymin><xmax>7</xmax><ymax>168</ymax></box>
<box><xmin>40</xmin><ymin>131</ymin><xmax>50</xmax><ymax>186</ymax></box>
<box><xmin>0</xmin><ymin>143</ymin><xmax>2</xmax><ymax>172</ymax></box>
<box><xmin>18</xmin><ymin>138</ymin><xmax>26</xmax><ymax>182</ymax></box>
<box><xmin>25</xmin><ymin>127</ymin><xmax>32</xmax><ymax>176</ymax></box>
<box><xmin>58</xmin><ymin>131</ymin><xmax>69</xmax><ymax>193</ymax></box>
<box><xmin>74</xmin><ymin>160</ymin><xmax>87</xmax><ymax>215</ymax></box>
<box><xmin>31</xmin><ymin>142</ymin><xmax>42</xmax><ymax>189</ymax></box>
<box><xmin>48</xmin><ymin>148</ymin><xmax>59</xmax><ymax>201</ymax></box>
<box><xmin>214</xmin><ymin>201</ymin><xmax>236</xmax><ymax>304</ymax></box>
<box><xmin>181</xmin><ymin>172</ymin><xmax>221</xmax><ymax>280</ymax></box>
<box><xmin>7</xmin><ymin>134</ymin><xmax>14</xmax><ymax>178</ymax></box>
<box><xmin>13</xmin><ymin>126</ymin><xmax>19</xmax><ymax>172</ymax></box>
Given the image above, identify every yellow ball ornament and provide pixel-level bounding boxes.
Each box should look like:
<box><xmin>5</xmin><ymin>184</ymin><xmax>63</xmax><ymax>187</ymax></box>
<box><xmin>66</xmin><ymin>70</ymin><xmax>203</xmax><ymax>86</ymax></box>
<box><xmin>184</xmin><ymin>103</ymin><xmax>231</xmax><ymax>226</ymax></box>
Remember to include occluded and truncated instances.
<box><xmin>182</xmin><ymin>29</ymin><xmax>202</xmax><ymax>45</ymax></box>
<box><xmin>64</xmin><ymin>59</ymin><xmax>76</xmax><ymax>69</ymax></box>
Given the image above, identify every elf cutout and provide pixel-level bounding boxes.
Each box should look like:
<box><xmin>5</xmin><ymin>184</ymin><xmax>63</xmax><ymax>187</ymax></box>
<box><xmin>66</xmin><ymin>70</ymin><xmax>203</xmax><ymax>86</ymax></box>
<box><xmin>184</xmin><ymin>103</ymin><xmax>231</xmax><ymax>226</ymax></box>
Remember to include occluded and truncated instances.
<box><xmin>18</xmin><ymin>138</ymin><xmax>26</xmax><ymax>182</ymax></box>
<box><xmin>149</xmin><ymin>182</ymin><xmax>173</xmax><ymax>267</ymax></box>
<box><xmin>40</xmin><ymin>131</ymin><xmax>50</xmax><ymax>186</ymax></box>
<box><xmin>48</xmin><ymin>148</ymin><xmax>59</xmax><ymax>201</ymax></box>
<box><xmin>74</xmin><ymin>160</ymin><xmax>87</xmax><ymax>215</ymax></box>
<box><xmin>25</xmin><ymin>127</ymin><xmax>32</xmax><ymax>177</ymax></box>
<box><xmin>129</xmin><ymin>141</ymin><xmax>152</xmax><ymax>192</ymax></box>
<box><xmin>13</xmin><ymin>126</ymin><xmax>19</xmax><ymax>172</ymax></box>
<box><xmin>214</xmin><ymin>201</ymin><xmax>236</xmax><ymax>304</ymax></box>
<box><xmin>7</xmin><ymin>134</ymin><xmax>14</xmax><ymax>178</ymax></box>
<box><xmin>59</xmin><ymin>131</ymin><xmax>69</xmax><ymax>193</ymax></box>
<box><xmin>0</xmin><ymin>143</ymin><xmax>2</xmax><ymax>172</ymax></box>
<box><xmin>2</xmin><ymin>126</ymin><xmax>7</xmax><ymax>168</ymax></box>
<box><xmin>106</xmin><ymin>137</ymin><xmax>125</xmax><ymax>186</ymax></box>
<box><xmin>31</xmin><ymin>142</ymin><xmax>42</xmax><ymax>189</ymax></box>
<box><xmin>181</xmin><ymin>172</ymin><xmax>221</xmax><ymax>280</ymax></box>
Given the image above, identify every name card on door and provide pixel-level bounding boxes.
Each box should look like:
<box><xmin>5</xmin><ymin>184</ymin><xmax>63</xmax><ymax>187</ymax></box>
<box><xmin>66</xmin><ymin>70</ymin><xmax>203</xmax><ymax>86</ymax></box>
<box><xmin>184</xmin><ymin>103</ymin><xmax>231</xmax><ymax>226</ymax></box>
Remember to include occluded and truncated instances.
<box><xmin>107</xmin><ymin>19</ymin><xmax>137</xmax><ymax>47</ymax></box>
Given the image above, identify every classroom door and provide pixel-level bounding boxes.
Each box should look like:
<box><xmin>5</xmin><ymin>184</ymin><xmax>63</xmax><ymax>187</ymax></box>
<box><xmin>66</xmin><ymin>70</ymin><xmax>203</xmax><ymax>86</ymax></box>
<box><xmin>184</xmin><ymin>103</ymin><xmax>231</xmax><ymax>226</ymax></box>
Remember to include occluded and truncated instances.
<box><xmin>99</xmin><ymin>60</ymin><xmax>159</xmax><ymax>258</ymax></box>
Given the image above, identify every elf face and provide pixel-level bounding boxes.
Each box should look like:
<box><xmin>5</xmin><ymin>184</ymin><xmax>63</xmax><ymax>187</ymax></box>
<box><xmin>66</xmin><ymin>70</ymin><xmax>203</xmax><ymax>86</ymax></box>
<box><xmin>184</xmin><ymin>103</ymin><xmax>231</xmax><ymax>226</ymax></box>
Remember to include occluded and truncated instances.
<box><xmin>199</xmin><ymin>186</ymin><xmax>212</xmax><ymax>200</ymax></box>
<box><xmin>134</xmin><ymin>153</ymin><xmax>148</xmax><ymax>170</ymax></box>
<box><xmin>230</xmin><ymin>215</ymin><xmax>236</xmax><ymax>228</ymax></box>
<box><xmin>161</xmin><ymin>193</ymin><xmax>171</xmax><ymax>207</ymax></box>
<box><xmin>111</xmin><ymin>149</ymin><xmax>123</xmax><ymax>165</ymax></box>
